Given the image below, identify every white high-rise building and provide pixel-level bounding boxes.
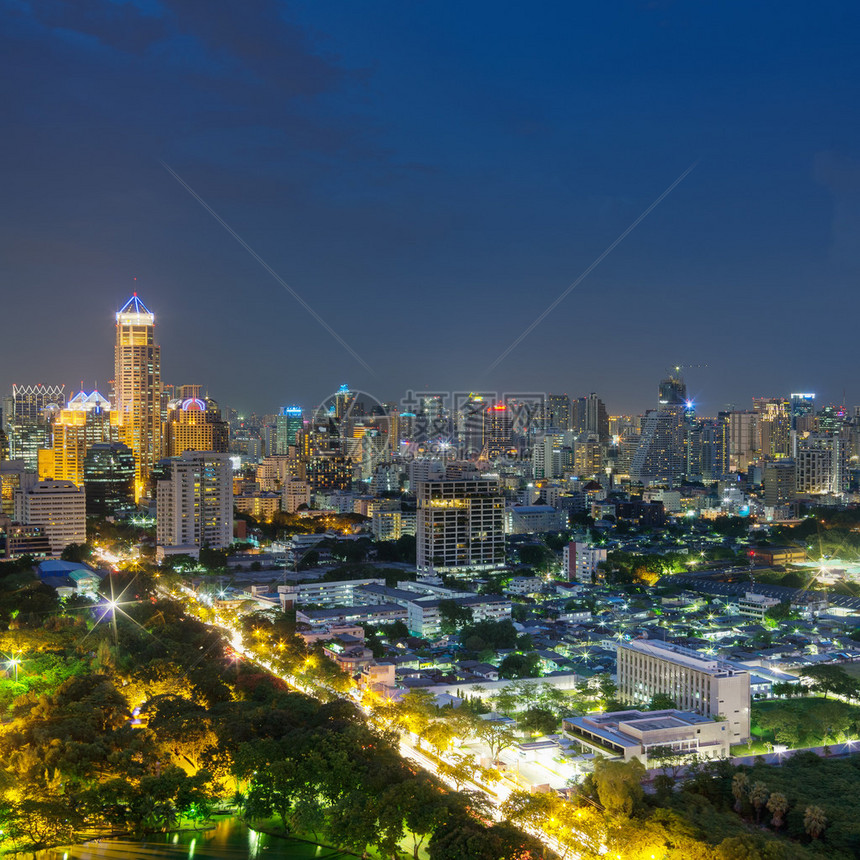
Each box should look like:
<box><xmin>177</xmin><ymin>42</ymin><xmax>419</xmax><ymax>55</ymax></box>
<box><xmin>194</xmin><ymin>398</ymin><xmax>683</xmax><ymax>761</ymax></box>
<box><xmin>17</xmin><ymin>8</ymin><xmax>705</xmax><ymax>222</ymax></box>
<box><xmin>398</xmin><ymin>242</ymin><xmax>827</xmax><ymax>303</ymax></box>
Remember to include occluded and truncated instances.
<box><xmin>15</xmin><ymin>478</ymin><xmax>86</xmax><ymax>556</ymax></box>
<box><xmin>416</xmin><ymin>477</ymin><xmax>505</xmax><ymax>575</ymax></box>
<box><xmin>562</xmin><ymin>541</ymin><xmax>607</xmax><ymax>583</ymax></box>
<box><xmin>795</xmin><ymin>434</ymin><xmax>847</xmax><ymax>496</ymax></box>
<box><xmin>156</xmin><ymin>451</ymin><xmax>232</xmax><ymax>560</ymax></box>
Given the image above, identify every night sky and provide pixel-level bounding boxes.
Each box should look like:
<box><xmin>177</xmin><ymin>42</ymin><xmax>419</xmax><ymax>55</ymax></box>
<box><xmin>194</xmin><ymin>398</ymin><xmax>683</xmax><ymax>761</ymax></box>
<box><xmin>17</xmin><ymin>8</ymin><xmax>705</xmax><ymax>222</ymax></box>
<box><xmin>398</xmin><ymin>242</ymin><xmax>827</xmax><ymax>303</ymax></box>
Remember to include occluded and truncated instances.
<box><xmin>2</xmin><ymin>1</ymin><xmax>860</xmax><ymax>417</ymax></box>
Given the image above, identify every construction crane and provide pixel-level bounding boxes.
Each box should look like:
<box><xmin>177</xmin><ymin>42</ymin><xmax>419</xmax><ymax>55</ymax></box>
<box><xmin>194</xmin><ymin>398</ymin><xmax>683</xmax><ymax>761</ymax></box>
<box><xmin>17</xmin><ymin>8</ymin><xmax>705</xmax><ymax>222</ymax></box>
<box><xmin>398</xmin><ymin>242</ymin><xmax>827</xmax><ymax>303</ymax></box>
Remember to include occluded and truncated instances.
<box><xmin>666</xmin><ymin>363</ymin><xmax>709</xmax><ymax>377</ymax></box>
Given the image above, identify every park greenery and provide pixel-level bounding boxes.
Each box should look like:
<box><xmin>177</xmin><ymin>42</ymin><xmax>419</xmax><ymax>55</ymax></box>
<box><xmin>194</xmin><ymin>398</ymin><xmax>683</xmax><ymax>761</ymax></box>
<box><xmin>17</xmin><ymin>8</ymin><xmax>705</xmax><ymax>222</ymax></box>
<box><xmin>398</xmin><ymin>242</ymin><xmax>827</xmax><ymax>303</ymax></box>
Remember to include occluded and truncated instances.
<box><xmin>0</xmin><ymin>561</ymin><xmax>541</xmax><ymax>859</ymax></box>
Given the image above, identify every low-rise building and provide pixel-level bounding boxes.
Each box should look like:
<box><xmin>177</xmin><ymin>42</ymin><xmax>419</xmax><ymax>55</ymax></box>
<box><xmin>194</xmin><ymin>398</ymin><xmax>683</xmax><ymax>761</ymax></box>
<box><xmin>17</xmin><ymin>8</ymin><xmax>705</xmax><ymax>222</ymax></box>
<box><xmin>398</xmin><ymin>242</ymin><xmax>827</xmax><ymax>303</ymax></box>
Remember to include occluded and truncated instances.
<box><xmin>563</xmin><ymin>709</ymin><xmax>731</xmax><ymax>765</ymax></box>
<box><xmin>737</xmin><ymin>591</ymin><xmax>781</xmax><ymax>621</ymax></box>
<box><xmin>406</xmin><ymin>594</ymin><xmax>511</xmax><ymax>638</ymax></box>
<box><xmin>296</xmin><ymin>602</ymin><xmax>408</xmax><ymax>628</ymax></box>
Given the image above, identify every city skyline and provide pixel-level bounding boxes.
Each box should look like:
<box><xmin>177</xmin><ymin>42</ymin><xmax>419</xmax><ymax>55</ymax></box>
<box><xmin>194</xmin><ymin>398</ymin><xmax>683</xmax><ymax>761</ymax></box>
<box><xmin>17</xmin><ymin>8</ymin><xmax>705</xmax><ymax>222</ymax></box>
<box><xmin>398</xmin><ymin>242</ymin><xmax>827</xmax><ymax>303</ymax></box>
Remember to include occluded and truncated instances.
<box><xmin>0</xmin><ymin>291</ymin><xmax>844</xmax><ymax>420</ymax></box>
<box><xmin>2</xmin><ymin>2</ymin><xmax>860</xmax><ymax>412</ymax></box>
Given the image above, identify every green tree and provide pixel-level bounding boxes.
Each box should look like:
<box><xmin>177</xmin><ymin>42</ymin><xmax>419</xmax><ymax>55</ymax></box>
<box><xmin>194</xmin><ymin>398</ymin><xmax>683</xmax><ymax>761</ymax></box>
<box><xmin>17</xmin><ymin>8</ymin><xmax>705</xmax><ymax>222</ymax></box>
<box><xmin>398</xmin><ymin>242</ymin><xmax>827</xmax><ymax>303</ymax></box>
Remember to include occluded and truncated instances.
<box><xmin>498</xmin><ymin>652</ymin><xmax>540</xmax><ymax>679</ymax></box>
<box><xmin>476</xmin><ymin>721</ymin><xmax>516</xmax><ymax>762</ymax></box>
<box><xmin>517</xmin><ymin>706</ymin><xmax>558</xmax><ymax>736</ymax></box>
<box><xmin>766</xmin><ymin>791</ymin><xmax>788</xmax><ymax>829</ymax></box>
<box><xmin>648</xmin><ymin>692</ymin><xmax>677</xmax><ymax>710</ymax></box>
<box><xmin>438</xmin><ymin>599</ymin><xmax>474</xmax><ymax>634</ymax></box>
<box><xmin>592</xmin><ymin>756</ymin><xmax>645</xmax><ymax>818</ymax></box>
<box><xmin>749</xmin><ymin>781</ymin><xmax>769</xmax><ymax>824</ymax></box>
<box><xmin>804</xmin><ymin>804</ymin><xmax>827</xmax><ymax>840</ymax></box>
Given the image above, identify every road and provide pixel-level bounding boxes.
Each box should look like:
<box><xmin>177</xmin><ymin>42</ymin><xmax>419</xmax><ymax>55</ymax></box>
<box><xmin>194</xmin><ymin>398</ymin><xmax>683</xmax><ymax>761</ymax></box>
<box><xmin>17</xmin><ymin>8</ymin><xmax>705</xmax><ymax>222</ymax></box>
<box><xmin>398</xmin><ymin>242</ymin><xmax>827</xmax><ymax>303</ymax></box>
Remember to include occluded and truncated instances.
<box><xmin>160</xmin><ymin>585</ymin><xmax>582</xmax><ymax>858</ymax></box>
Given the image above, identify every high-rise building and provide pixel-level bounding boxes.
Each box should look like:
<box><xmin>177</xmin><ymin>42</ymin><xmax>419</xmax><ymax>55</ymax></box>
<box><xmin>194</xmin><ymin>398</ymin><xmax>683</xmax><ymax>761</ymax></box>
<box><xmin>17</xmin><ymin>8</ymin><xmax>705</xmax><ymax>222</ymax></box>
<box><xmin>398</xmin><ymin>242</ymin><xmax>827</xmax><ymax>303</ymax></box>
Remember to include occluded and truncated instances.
<box><xmin>155</xmin><ymin>451</ymin><xmax>233</xmax><ymax>560</ymax></box>
<box><xmin>790</xmin><ymin>393</ymin><xmax>815</xmax><ymax>430</ymax></box>
<box><xmin>562</xmin><ymin>541</ymin><xmax>607</xmax><ymax>583</ymax></box>
<box><xmin>484</xmin><ymin>403</ymin><xmax>514</xmax><ymax>458</ymax></box>
<box><xmin>4</xmin><ymin>383</ymin><xmax>65</xmax><ymax>471</ymax></box>
<box><xmin>546</xmin><ymin>394</ymin><xmax>572</xmax><ymax>431</ymax></box>
<box><xmin>14</xmin><ymin>478</ymin><xmax>86</xmax><ymax>556</ymax></box>
<box><xmin>616</xmin><ymin>640</ymin><xmax>751</xmax><ymax>742</ymax></box>
<box><xmin>114</xmin><ymin>294</ymin><xmax>162</xmax><ymax>498</ymax></box>
<box><xmin>727</xmin><ymin>411</ymin><xmax>759</xmax><ymax>472</ymax></box>
<box><xmin>274</xmin><ymin>406</ymin><xmax>303</xmax><ymax>454</ymax></box>
<box><xmin>795</xmin><ymin>434</ymin><xmax>847</xmax><ymax>496</ymax></box>
<box><xmin>0</xmin><ymin>460</ymin><xmax>35</xmax><ymax>517</ymax></box>
<box><xmin>163</xmin><ymin>396</ymin><xmax>229</xmax><ymax>457</ymax></box>
<box><xmin>630</xmin><ymin>405</ymin><xmax>686</xmax><ymax>485</ymax></box>
<box><xmin>38</xmin><ymin>391</ymin><xmax>128</xmax><ymax>487</ymax></box>
<box><xmin>753</xmin><ymin>398</ymin><xmax>791</xmax><ymax>458</ymax></box>
<box><xmin>763</xmin><ymin>460</ymin><xmax>796</xmax><ymax>507</ymax></box>
<box><xmin>83</xmin><ymin>442</ymin><xmax>136</xmax><ymax>517</ymax></box>
<box><xmin>416</xmin><ymin>477</ymin><xmax>505</xmax><ymax>575</ymax></box>
<box><xmin>658</xmin><ymin>374</ymin><xmax>687</xmax><ymax>406</ymax></box>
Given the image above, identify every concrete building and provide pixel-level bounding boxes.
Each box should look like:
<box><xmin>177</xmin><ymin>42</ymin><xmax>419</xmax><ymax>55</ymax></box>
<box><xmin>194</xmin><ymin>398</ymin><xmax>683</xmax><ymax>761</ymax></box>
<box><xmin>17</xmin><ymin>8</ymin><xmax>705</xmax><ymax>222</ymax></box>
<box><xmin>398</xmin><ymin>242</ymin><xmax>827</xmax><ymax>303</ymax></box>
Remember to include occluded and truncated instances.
<box><xmin>763</xmin><ymin>460</ymin><xmax>796</xmax><ymax>506</ymax></box>
<box><xmin>282</xmin><ymin>477</ymin><xmax>311</xmax><ymax>513</ymax></box>
<box><xmin>737</xmin><ymin>591</ymin><xmax>781</xmax><ymax>621</ymax></box>
<box><xmin>616</xmin><ymin>640</ymin><xmax>750</xmax><ymax>742</ymax></box>
<box><xmin>406</xmin><ymin>594</ymin><xmax>512</xmax><ymax>639</ymax></box>
<box><xmin>156</xmin><ymin>451</ymin><xmax>232</xmax><ymax>560</ymax></box>
<box><xmin>563</xmin><ymin>709</ymin><xmax>731</xmax><ymax>765</ymax></box>
<box><xmin>416</xmin><ymin>477</ymin><xmax>505</xmax><ymax>575</ymax></box>
<box><xmin>504</xmin><ymin>504</ymin><xmax>566</xmax><ymax>534</ymax></box>
<box><xmin>796</xmin><ymin>434</ymin><xmax>847</xmax><ymax>496</ymax></box>
<box><xmin>279</xmin><ymin>578</ymin><xmax>385</xmax><ymax>608</ymax></box>
<box><xmin>562</xmin><ymin>541</ymin><xmax>607</xmax><ymax>583</ymax></box>
<box><xmin>15</xmin><ymin>478</ymin><xmax>86</xmax><ymax>556</ymax></box>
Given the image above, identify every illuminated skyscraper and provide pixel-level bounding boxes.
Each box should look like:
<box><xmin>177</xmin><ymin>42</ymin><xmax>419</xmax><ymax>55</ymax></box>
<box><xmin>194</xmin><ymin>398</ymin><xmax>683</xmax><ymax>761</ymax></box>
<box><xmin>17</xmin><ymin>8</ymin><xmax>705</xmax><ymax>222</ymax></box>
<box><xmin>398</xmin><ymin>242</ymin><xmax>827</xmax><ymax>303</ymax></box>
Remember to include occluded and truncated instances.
<box><xmin>38</xmin><ymin>390</ymin><xmax>128</xmax><ymax>487</ymax></box>
<box><xmin>114</xmin><ymin>294</ymin><xmax>161</xmax><ymax>497</ymax></box>
<box><xmin>274</xmin><ymin>406</ymin><xmax>304</xmax><ymax>454</ymax></box>
<box><xmin>163</xmin><ymin>396</ymin><xmax>229</xmax><ymax>457</ymax></box>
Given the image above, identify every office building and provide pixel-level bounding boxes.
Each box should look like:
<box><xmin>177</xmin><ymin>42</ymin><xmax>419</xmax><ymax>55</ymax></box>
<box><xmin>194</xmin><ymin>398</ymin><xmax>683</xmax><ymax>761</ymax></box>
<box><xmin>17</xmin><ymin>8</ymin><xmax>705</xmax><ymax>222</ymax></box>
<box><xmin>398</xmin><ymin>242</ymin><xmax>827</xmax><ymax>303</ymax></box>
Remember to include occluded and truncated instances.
<box><xmin>630</xmin><ymin>406</ymin><xmax>686</xmax><ymax>485</ymax></box>
<box><xmin>544</xmin><ymin>393</ymin><xmax>571</xmax><ymax>431</ymax></box>
<box><xmin>416</xmin><ymin>477</ymin><xmax>505</xmax><ymax>574</ymax></box>
<box><xmin>156</xmin><ymin>451</ymin><xmax>232</xmax><ymax>559</ymax></box>
<box><xmin>727</xmin><ymin>411</ymin><xmax>759</xmax><ymax>473</ymax></box>
<box><xmin>274</xmin><ymin>406</ymin><xmax>303</xmax><ymax>454</ymax></box>
<box><xmin>790</xmin><ymin>393</ymin><xmax>815</xmax><ymax>430</ymax></box>
<box><xmin>83</xmin><ymin>442</ymin><xmax>136</xmax><ymax>517</ymax></box>
<box><xmin>763</xmin><ymin>460</ymin><xmax>796</xmax><ymax>506</ymax></box>
<box><xmin>39</xmin><ymin>391</ymin><xmax>128</xmax><ymax>487</ymax></box>
<box><xmin>14</xmin><ymin>478</ymin><xmax>86</xmax><ymax>556</ymax></box>
<box><xmin>114</xmin><ymin>294</ymin><xmax>162</xmax><ymax>497</ymax></box>
<box><xmin>163</xmin><ymin>396</ymin><xmax>229</xmax><ymax>457</ymax></box>
<box><xmin>616</xmin><ymin>640</ymin><xmax>750</xmax><ymax>742</ymax></box>
<box><xmin>754</xmin><ymin>398</ymin><xmax>791</xmax><ymax>458</ymax></box>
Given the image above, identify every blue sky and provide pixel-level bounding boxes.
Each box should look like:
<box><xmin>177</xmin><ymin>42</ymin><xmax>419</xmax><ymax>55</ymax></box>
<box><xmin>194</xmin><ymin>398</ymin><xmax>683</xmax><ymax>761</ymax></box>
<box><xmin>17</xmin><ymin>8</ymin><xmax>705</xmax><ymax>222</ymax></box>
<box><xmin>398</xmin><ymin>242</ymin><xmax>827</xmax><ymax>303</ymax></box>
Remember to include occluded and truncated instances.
<box><xmin>2</xmin><ymin>0</ymin><xmax>859</xmax><ymax>416</ymax></box>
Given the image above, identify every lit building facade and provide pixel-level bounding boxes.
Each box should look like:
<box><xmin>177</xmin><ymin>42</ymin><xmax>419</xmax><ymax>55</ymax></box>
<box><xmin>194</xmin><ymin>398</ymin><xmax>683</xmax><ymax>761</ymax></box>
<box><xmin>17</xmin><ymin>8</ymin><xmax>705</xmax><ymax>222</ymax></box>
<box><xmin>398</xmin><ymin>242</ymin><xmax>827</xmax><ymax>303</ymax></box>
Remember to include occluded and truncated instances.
<box><xmin>163</xmin><ymin>396</ymin><xmax>229</xmax><ymax>457</ymax></box>
<box><xmin>416</xmin><ymin>477</ymin><xmax>505</xmax><ymax>575</ymax></box>
<box><xmin>14</xmin><ymin>478</ymin><xmax>86</xmax><ymax>556</ymax></box>
<box><xmin>114</xmin><ymin>294</ymin><xmax>161</xmax><ymax>497</ymax></box>
<box><xmin>616</xmin><ymin>640</ymin><xmax>750</xmax><ymax>742</ymax></box>
<box><xmin>156</xmin><ymin>451</ymin><xmax>233</xmax><ymax>558</ymax></box>
<box><xmin>83</xmin><ymin>442</ymin><xmax>136</xmax><ymax>518</ymax></box>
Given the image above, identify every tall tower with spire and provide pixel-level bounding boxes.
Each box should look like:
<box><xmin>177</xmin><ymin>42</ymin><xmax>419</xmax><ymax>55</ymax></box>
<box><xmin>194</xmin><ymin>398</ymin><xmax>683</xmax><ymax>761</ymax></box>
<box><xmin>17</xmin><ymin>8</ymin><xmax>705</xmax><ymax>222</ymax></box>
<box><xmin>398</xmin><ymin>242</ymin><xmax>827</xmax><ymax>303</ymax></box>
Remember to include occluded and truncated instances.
<box><xmin>114</xmin><ymin>294</ymin><xmax>161</xmax><ymax>498</ymax></box>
